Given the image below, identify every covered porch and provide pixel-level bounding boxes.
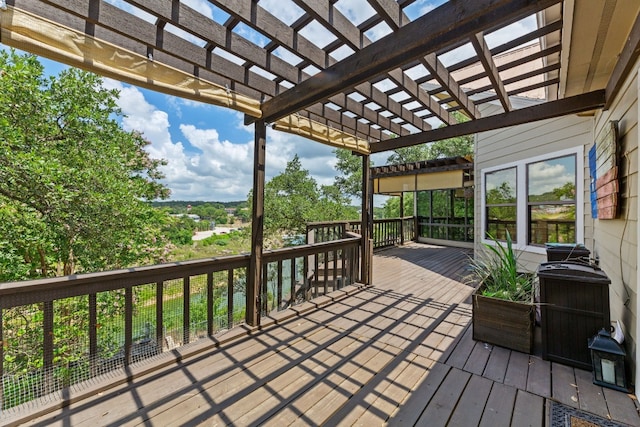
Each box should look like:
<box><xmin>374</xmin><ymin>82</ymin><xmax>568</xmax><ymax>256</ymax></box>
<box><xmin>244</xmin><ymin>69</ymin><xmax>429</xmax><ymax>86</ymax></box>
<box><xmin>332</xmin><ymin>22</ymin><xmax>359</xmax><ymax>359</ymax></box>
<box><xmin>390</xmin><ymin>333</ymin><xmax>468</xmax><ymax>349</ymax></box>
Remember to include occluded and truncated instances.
<box><xmin>8</xmin><ymin>244</ymin><xmax>640</xmax><ymax>426</ymax></box>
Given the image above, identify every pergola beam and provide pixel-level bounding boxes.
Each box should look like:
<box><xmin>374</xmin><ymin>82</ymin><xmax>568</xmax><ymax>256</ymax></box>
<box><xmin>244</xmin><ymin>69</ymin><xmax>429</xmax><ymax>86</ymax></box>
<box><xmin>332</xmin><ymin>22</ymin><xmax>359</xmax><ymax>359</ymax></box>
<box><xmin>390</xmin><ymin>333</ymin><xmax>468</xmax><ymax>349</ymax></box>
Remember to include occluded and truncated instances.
<box><xmin>370</xmin><ymin>90</ymin><xmax>606</xmax><ymax>153</ymax></box>
<box><xmin>255</xmin><ymin>0</ymin><xmax>560</xmax><ymax>124</ymax></box>
<box><xmin>421</xmin><ymin>53</ymin><xmax>479</xmax><ymax>119</ymax></box>
<box><xmin>470</xmin><ymin>32</ymin><xmax>512</xmax><ymax>112</ymax></box>
<box><xmin>605</xmin><ymin>11</ymin><xmax>640</xmax><ymax>110</ymax></box>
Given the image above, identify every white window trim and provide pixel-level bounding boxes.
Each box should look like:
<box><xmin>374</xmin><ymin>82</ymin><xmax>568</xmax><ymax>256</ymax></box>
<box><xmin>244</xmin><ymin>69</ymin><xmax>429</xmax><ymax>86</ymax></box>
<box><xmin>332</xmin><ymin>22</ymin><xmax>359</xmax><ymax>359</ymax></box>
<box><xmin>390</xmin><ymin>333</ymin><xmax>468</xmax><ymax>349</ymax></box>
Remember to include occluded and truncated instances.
<box><xmin>480</xmin><ymin>146</ymin><xmax>584</xmax><ymax>255</ymax></box>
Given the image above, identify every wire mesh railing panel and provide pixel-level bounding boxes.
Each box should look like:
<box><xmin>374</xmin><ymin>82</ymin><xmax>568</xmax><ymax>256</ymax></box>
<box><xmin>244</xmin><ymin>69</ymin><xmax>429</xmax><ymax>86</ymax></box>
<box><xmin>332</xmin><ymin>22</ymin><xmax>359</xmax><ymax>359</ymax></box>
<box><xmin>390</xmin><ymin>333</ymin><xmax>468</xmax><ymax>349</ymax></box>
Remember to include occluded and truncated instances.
<box><xmin>52</xmin><ymin>296</ymin><xmax>90</xmax><ymax>390</ymax></box>
<box><xmin>95</xmin><ymin>289</ymin><xmax>127</xmax><ymax>374</ymax></box>
<box><xmin>2</xmin><ymin>304</ymin><xmax>44</xmax><ymax>410</ymax></box>
<box><xmin>188</xmin><ymin>274</ymin><xmax>208</xmax><ymax>342</ymax></box>
<box><xmin>0</xmin><ymin>244</ymin><xmax>360</xmax><ymax>418</ymax></box>
<box><xmin>226</xmin><ymin>269</ymin><xmax>247</xmax><ymax>330</ymax></box>
<box><xmin>162</xmin><ymin>279</ymin><xmax>184</xmax><ymax>351</ymax></box>
<box><xmin>130</xmin><ymin>284</ymin><xmax>160</xmax><ymax>363</ymax></box>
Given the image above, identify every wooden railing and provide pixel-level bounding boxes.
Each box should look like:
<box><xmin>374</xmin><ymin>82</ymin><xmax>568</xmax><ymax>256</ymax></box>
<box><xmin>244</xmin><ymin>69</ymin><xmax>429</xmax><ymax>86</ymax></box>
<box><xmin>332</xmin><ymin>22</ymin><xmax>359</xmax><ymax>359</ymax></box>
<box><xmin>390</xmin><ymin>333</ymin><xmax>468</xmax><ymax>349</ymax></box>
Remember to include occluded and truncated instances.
<box><xmin>486</xmin><ymin>219</ymin><xmax>576</xmax><ymax>244</ymax></box>
<box><xmin>418</xmin><ymin>216</ymin><xmax>474</xmax><ymax>243</ymax></box>
<box><xmin>307</xmin><ymin>217</ymin><xmax>416</xmax><ymax>249</ymax></box>
<box><xmin>0</xmin><ymin>236</ymin><xmax>360</xmax><ymax>413</ymax></box>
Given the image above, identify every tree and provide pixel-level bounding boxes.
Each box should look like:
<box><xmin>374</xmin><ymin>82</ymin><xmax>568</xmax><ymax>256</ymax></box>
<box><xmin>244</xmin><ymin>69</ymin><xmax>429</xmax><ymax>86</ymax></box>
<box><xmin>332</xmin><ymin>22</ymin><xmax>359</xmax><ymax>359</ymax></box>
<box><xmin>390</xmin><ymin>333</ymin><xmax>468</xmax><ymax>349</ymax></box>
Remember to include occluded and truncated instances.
<box><xmin>262</xmin><ymin>155</ymin><xmax>319</xmax><ymax>235</ymax></box>
<box><xmin>0</xmin><ymin>50</ymin><xmax>170</xmax><ymax>280</ymax></box>
<box><xmin>382</xmin><ymin>112</ymin><xmax>474</xmax><ymax>218</ymax></box>
<box><xmin>249</xmin><ymin>155</ymin><xmax>358</xmax><ymax>242</ymax></box>
<box><xmin>333</xmin><ymin>148</ymin><xmax>366</xmax><ymax>199</ymax></box>
<box><xmin>386</xmin><ymin>112</ymin><xmax>474</xmax><ymax>165</ymax></box>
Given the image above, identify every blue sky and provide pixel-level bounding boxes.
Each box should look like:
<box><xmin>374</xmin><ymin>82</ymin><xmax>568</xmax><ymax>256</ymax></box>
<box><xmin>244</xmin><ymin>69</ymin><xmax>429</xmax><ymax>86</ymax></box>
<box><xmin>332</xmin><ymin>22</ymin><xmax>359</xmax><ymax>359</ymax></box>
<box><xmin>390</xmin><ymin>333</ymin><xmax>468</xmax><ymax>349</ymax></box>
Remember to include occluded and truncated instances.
<box><xmin>1</xmin><ymin>0</ymin><xmax>536</xmax><ymax>203</ymax></box>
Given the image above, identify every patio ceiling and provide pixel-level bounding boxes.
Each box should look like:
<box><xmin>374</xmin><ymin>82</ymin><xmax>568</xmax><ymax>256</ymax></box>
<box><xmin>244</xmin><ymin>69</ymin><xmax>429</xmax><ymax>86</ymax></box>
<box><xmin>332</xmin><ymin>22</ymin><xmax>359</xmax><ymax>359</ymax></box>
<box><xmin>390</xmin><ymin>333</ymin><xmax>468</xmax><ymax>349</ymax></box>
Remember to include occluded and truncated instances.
<box><xmin>1</xmin><ymin>0</ymin><xmax>639</xmax><ymax>154</ymax></box>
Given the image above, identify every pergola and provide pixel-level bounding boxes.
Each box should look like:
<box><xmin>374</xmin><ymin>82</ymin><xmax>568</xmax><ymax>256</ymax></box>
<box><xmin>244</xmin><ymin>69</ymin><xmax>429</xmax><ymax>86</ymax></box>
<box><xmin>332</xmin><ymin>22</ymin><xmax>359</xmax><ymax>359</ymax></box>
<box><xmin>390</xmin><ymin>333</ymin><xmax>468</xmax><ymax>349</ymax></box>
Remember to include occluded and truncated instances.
<box><xmin>1</xmin><ymin>0</ymin><xmax>639</xmax><ymax>327</ymax></box>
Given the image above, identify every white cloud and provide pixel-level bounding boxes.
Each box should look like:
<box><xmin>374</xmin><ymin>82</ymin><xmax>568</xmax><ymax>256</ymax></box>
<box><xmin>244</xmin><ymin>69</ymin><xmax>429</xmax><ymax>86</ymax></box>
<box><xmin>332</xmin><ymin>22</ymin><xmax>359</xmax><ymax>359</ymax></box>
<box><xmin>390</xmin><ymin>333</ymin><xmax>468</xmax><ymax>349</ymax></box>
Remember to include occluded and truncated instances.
<box><xmin>259</xmin><ymin>0</ymin><xmax>304</xmax><ymax>26</ymax></box>
<box><xmin>335</xmin><ymin>0</ymin><xmax>376</xmax><ymax>26</ymax></box>
<box><xmin>102</xmin><ymin>79</ymin><xmax>352</xmax><ymax>201</ymax></box>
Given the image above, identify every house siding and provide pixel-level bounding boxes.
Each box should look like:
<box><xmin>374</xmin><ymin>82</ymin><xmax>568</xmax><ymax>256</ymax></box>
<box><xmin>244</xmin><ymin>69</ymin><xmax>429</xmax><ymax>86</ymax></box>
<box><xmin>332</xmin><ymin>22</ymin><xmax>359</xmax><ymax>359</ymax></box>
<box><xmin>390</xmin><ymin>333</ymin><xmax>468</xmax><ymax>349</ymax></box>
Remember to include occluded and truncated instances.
<box><xmin>592</xmin><ymin>58</ymin><xmax>639</xmax><ymax>386</ymax></box>
<box><xmin>474</xmin><ymin>58</ymin><xmax>640</xmax><ymax>386</ymax></box>
<box><xmin>474</xmin><ymin>105</ymin><xmax>594</xmax><ymax>270</ymax></box>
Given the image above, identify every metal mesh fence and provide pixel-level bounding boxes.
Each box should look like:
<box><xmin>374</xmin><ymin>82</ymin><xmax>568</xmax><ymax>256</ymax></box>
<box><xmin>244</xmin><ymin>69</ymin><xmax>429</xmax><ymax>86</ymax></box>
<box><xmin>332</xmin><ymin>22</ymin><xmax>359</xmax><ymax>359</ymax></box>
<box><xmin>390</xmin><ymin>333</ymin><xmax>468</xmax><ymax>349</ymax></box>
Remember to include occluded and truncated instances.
<box><xmin>0</xmin><ymin>266</ymin><xmax>249</xmax><ymax>416</ymax></box>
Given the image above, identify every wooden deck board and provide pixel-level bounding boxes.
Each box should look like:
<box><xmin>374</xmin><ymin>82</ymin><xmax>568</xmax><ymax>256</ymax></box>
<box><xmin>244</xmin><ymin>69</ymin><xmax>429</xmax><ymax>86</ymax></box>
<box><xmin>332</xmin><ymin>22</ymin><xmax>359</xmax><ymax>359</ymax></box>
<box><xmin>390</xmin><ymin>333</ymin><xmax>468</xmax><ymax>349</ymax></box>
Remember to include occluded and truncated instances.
<box><xmin>463</xmin><ymin>341</ymin><xmax>492</xmax><ymax>376</ymax></box>
<box><xmin>479</xmin><ymin>382</ymin><xmax>518</xmax><ymax>427</ymax></box>
<box><xmin>602</xmin><ymin>386</ymin><xmax>640</xmax><ymax>425</ymax></box>
<box><xmin>511</xmin><ymin>389</ymin><xmax>545</xmax><ymax>427</ymax></box>
<box><xmin>415</xmin><ymin>367</ymin><xmax>471</xmax><ymax>426</ymax></box>
<box><xmin>447</xmin><ymin>374</ymin><xmax>493</xmax><ymax>426</ymax></box>
<box><xmin>14</xmin><ymin>244</ymin><xmax>640</xmax><ymax>427</ymax></box>
<box><xmin>551</xmin><ymin>362</ymin><xmax>579</xmax><ymax>408</ymax></box>
<box><xmin>386</xmin><ymin>361</ymin><xmax>451</xmax><ymax>426</ymax></box>
<box><xmin>503</xmin><ymin>351</ymin><xmax>530</xmax><ymax>390</ymax></box>
<box><xmin>483</xmin><ymin>345</ymin><xmax>511</xmax><ymax>383</ymax></box>
<box><xmin>526</xmin><ymin>356</ymin><xmax>551</xmax><ymax>398</ymax></box>
<box><xmin>574</xmin><ymin>368</ymin><xmax>610</xmax><ymax>418</ymax></box>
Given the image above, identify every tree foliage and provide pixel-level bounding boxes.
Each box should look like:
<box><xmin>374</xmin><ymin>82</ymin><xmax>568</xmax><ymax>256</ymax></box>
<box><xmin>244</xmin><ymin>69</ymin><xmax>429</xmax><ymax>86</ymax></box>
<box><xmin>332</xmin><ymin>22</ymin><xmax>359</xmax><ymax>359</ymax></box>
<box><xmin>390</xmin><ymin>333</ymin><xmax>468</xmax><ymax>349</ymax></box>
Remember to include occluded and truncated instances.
<box><xmin>0</xmin><ymin>50</ymin><xmax>170</xmax><ymax>280</ymax></box>
<box><xmin>386</xmin><ymin>112</ymin><xmax>474</xmax><ymax>165</ymax></box>
<box><xmin>333</xmin><ymin>148</ymin><xmax>366</xmax><ymax>199</ymax></box>
<box><xmin>250</xmin><ymin>155</ymin><xmax>358</xmax><ymax>241</ymax></box>
<box><xmin>382</xmin><ymin>112</ymin><xmax>474</xmax><ymax>218</ymax></box>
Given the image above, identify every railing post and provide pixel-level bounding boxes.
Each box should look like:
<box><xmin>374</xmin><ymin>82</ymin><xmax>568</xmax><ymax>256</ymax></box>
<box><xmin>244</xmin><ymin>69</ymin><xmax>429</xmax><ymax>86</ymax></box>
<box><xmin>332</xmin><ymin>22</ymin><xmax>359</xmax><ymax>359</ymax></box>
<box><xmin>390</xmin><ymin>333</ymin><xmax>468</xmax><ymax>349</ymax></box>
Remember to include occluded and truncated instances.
<box><xmin>124</xmin><ymin>288</ymin><xmax>132</xmax><ymax>366</ymax></box>
<box><xmin>400</xmin><ymin>193</ymin><xmax>405</xmax><ymax>245</ymax></box>
<box><xmin>0</xmin><ymin>308</ymin><xmax>4</xmax><ymax>407</ymax></box>
<box><xmin>43</xmin><ymin>301</ymin><xmax>54</xmax><ymax>394</ymax></box>
<box><xmin>227</xmin><ymin>270</ymin><xmax>234</xmax><ymax>329</ymax></box>
<box><xmin>89</xmin><ymin>293</ymin><xmax>97</xmax><ymax>376</ymax></box>
<box><xmin>361</xmin><ymin>154</ymin><xmax>372</xmax><ymax>285</ymax></box>
<box><xmin>183</xmin><ymin>277</ymin><xmax>190</xmax><ymax>345</ymax></box>
<box><xmin>248</xmin><ymin>120</ymin><xmax>266</xmax><ymax>326</ymax></box>
<box><xmin>207</xmin><ymin>273</ymin><xmax>214</xmax><ymax>336</ymax></box>
<box><xmin>156</xmin><ymin>282</ymin><xmax>164</xmax><ymax>351</ymax></box>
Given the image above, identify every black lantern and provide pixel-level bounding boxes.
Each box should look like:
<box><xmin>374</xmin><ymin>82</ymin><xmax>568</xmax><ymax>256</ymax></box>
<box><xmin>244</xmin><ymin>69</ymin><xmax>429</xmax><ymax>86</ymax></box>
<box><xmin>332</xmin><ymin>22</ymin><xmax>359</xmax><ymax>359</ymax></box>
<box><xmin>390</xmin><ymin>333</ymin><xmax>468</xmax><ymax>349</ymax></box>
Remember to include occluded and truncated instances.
<box><xmin>588</xmin><ymin>328</ymin><xmax>629</xmax><ymax>392</ymax></box>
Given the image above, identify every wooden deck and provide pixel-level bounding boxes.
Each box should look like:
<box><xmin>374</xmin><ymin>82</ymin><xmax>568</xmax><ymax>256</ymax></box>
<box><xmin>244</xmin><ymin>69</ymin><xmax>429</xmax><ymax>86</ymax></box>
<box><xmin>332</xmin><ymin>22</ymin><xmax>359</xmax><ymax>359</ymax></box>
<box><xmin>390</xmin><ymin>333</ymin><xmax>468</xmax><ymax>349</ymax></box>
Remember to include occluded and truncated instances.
<box><xmin>15</xmin><ymin>243</ymin><xmax>640</xmax><ymax>426</ymax></box>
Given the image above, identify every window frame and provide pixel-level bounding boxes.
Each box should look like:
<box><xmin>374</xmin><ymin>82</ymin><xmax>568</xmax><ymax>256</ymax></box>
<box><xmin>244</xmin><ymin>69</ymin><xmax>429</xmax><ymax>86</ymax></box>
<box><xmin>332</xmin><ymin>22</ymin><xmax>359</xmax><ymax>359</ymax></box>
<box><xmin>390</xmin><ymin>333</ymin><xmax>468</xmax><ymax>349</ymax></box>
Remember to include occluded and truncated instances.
<box><xmin>484</xmin><ymin>166</ymin><xmax>518</xmax><ymax>242</ymax></box>
<box><xmin>526</xmin><ymin>153</ymin><xmax>578</xmax><ymax>246</ymax></box>
<box><xmin>480</xmin><ymin>146</ymin><xmax>584</xmax><ymax>255</ymax></box>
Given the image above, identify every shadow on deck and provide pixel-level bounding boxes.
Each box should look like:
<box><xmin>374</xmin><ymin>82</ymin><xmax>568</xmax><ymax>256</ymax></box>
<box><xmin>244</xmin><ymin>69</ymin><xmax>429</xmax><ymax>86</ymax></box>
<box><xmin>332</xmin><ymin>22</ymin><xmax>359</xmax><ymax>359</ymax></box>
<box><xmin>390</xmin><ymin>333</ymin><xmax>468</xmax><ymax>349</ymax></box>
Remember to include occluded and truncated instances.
<box><xmin>13</xmin><ymin>243</ymin><xmax>640</xmax><ymax>426</ymax></box>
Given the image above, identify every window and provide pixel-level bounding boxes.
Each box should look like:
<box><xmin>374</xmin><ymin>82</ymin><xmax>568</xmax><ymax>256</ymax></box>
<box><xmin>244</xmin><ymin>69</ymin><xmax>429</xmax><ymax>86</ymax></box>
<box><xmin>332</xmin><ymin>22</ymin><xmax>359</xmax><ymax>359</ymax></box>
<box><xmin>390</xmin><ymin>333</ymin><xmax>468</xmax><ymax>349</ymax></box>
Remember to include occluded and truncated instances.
<box><xmin>485</xmin><ymin>167</ymin><xmax>517</xmax><ymax>241</ymax></box>
<box><xmin>481</xmin><ymin>147</ymin><xmax>583</xmax><ymax>253</ymax></box>
<box><xmin>527</xmin><ymin>155</ymin><xmax>576</xmax><ymax>245</ymax></box>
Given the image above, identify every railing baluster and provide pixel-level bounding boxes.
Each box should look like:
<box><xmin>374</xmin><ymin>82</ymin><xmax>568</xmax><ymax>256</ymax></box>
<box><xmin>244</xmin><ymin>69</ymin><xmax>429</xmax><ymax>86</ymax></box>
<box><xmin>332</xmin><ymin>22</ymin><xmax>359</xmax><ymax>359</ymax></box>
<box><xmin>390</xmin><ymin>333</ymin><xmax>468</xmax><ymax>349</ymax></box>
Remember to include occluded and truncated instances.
<box><xmin>340</xmin><ymin>246</ymin><xmax>344</xmax><ymax>285</ymax></box>
<box><xmin>89</xmin><ymin>293</ymin><xmax>97</xmax><ymax>376</ymax></box>
<box><xmin>207</xmin><ymin>273</ymin><xmax>214</xmax><ymax>336</ymax></box>
<box><xmin>124</xmin><ymin>288</ymin><xmax>133</xmax><ymax>366</ymax></box>
<box><xmin>333</xmin><ymin>250</ymin><xmax>338</xmax><ymax>289</ymax></box>
<box><xmin>43</xmin><ymin>301</ymin><xmax>54</xmax><ymax>394</ymax></box>
<box><xmin>314</xmin><ymin>253</ymin><xmax>319</xmax><ymax>298</ymax></box>
<box><xmin>1</xmin><ymin>308</ymin><xmax>4</xmax><ymax>408</ymax></box>
<box><xmin>277</xmin><ymin>260</ymin><xmax>283</xmax><ymax>309</ymax></box>
<box><xmin>303</xmin><ymin>256</ymin><xmax>309</xmax><ymax>301</ymax></box>
<box><xmin>227</xmin><ymin>270</ymin><xmax>234</xmax><ymax>329</ymax></box>
<box><xmin>183</xmin><ymin>277</ymin><xmax>190</xmax><ymax>345</ymax></box>
<box><xmin>261</xmin><ymin>263</ymin><xmax>268</xmax><ymax>314</ymax></box>
<box><xmin>156</xmin><ymin>282</ymin><xmax>164</xmax><ymax>353</ymax></box>
<box><xmin>290</xmin><ymin>258</ymin><xmax>296</xmax><ymax>307</ymax></box>
<box><xmin>323</xmin><ymin>251</ymin><xmax>328</xmax><ymax>294</ymax></box>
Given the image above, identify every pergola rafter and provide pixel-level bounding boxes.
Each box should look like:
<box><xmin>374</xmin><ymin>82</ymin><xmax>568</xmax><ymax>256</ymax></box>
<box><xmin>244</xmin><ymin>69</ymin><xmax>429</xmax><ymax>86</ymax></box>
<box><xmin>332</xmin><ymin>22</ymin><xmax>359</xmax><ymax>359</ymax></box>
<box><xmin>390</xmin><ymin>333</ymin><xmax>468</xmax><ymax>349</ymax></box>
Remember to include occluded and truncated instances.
<box><xmin>3</xmin><ymin>0</ymin><xmax>582</xmax><ymax>149</ymax></box>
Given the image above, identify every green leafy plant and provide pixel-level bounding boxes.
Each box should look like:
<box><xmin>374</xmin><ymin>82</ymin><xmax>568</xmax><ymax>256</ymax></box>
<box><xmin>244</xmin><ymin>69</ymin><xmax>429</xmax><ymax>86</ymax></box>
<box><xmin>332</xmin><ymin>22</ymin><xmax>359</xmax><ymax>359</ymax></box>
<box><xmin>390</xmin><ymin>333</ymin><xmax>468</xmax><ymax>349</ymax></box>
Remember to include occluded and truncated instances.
<box><xmin>469</xmin><ymin>231</ymin><xmax>535</xmax><ymax>302</ymax></box>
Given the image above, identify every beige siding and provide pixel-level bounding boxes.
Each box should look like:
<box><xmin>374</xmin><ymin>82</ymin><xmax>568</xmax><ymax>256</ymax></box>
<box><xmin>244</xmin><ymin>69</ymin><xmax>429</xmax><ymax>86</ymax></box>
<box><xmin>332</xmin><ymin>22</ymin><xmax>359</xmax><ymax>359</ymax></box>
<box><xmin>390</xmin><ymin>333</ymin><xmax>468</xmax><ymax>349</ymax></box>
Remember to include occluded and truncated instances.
<box><xmin>592</xmin><ymin>58</ymin><xmax>639</xmax><ymax>385</ymax></box>
<box><xmin>474</xmin><ymin>103</ymin><xmax>594</xmax><ymax>271</ymax></box>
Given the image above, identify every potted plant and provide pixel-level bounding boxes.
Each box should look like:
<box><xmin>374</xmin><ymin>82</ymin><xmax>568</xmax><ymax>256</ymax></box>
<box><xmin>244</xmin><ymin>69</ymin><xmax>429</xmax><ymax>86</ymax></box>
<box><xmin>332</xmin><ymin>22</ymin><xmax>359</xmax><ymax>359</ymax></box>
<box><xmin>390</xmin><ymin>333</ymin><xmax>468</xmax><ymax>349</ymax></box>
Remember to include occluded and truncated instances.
<box><xmin>470</xmin><ymin>231</ymin><xmax>536</xmax><ymax>353</ymax></box>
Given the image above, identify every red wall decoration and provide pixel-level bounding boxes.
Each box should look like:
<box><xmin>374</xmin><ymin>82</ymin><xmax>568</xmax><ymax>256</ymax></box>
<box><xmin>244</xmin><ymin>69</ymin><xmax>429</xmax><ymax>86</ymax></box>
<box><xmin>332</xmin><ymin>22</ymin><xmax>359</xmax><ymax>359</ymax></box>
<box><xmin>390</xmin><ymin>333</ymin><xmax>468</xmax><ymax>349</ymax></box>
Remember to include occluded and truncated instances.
<box><xmin>594</xmin><ymin>121</ymin><xmax>619</xmax><ymax>219</ymax></box>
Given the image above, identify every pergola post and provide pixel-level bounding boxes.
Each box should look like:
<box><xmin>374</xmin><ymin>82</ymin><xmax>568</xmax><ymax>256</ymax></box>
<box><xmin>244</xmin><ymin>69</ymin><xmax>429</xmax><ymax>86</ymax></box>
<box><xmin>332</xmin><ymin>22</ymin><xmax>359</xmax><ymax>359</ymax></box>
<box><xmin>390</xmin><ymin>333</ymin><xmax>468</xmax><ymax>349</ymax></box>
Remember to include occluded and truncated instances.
<box><xmin>247</xmin><ymin>120</ymin><xmax>266</xmax><ymax>327</ymax></box>
<box><xmin>361</xmin><ymin>154</ymin><xmax>372</xmax><ymax>285</ymax></box>
<box><xmin>400</xmin><ymin>192</ymin><xmax>404</xmax><ymax>245</ymax></box>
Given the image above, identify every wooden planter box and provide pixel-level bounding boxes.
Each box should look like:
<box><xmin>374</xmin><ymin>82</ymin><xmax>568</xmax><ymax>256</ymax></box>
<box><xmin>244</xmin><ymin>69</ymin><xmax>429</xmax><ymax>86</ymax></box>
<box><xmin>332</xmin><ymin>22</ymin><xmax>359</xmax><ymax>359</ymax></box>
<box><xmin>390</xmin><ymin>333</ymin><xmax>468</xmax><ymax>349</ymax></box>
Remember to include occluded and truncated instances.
<box><xmin>472</xmin><ymin>285</ymin><xmax>535</xmax><ymax>354</ymax></box>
